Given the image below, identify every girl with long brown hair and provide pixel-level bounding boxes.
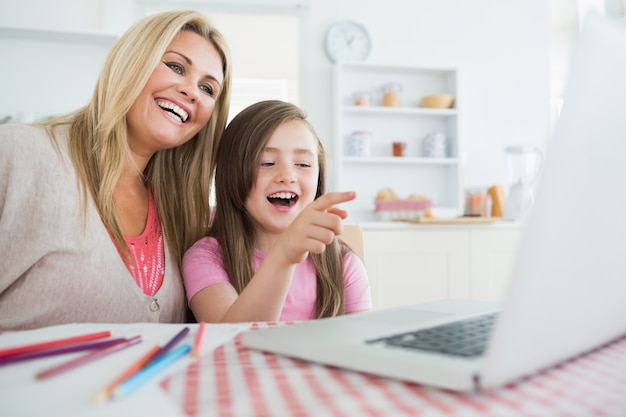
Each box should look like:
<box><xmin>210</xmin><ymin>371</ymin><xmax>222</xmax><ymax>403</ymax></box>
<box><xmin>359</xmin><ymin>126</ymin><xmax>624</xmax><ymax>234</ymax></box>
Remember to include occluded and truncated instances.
<box><xmin>183</xmin><ymin>100</ymin><xmax>372</xmax><ymax>322</ymax></box>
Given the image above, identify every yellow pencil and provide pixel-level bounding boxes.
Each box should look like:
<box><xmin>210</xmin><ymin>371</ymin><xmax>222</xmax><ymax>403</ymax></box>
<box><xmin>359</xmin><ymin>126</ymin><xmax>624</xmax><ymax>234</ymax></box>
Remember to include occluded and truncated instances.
<box><xmin>191</xmin><ymin>322</ymin><xmax>206</xmax><ymax>358</ymax></box>
<box><xmin>95</xmin><ymin>344</ymin><xmax>160</xmax><ymax>403</ymax></box>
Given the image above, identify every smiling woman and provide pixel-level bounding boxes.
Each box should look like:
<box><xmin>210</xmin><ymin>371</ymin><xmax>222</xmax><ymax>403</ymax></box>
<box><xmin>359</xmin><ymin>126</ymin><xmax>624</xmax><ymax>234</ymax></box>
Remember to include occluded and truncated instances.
<box><xmin>0</xmin><ymin>10</ymin><xmax>233</xmax><ymax>330</ymax></box>
<box><xmin>125</xmin><ymin>29</ymin><xmax>224</xmax><ymax>155</ymax></box>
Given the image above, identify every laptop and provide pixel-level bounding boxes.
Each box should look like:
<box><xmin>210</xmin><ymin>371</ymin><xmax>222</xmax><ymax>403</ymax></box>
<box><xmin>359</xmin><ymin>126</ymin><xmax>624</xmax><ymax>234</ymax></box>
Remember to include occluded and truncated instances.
<box><xmin>241</xmin><ymin>13</ymin><xmax>626</xmax><ymax>391</ymax></box>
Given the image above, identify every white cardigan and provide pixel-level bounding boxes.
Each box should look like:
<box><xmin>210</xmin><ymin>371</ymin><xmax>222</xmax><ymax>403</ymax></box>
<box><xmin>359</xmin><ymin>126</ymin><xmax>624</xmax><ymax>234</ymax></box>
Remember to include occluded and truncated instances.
<box><xmin>0</xmin><ymin>124</ymin><xmax>187</xmax><ymax>330</ymax></box>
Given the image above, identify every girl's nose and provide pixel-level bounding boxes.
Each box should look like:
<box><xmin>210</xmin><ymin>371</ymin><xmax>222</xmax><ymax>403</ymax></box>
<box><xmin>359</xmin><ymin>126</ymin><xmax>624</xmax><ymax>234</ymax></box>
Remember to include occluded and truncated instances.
<box><xmin>276</xmin><ymin>166</ymin><xmax>296</xmax><ymax>183</ymax></box>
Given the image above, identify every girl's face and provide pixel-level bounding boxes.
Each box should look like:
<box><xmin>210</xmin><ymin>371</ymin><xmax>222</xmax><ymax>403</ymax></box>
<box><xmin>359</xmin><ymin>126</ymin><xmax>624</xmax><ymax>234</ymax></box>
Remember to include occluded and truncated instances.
<box><xmin>245</xmin><ymin>120</ymin><xmax>320</xmax><ymax>240</ymax></box>
<box><xmin>126</xmin><ymin>30</ymin><xmax>224</xmax><ymax>158</ymax></box>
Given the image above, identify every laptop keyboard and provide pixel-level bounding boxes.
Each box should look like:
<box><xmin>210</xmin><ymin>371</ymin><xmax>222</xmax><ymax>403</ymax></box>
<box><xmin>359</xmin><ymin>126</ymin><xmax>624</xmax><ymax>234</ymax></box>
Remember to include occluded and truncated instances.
<box><xmin>365</xmin><ymin>313</ymin><xmax>498</xmax><ymax>358</ymax></box>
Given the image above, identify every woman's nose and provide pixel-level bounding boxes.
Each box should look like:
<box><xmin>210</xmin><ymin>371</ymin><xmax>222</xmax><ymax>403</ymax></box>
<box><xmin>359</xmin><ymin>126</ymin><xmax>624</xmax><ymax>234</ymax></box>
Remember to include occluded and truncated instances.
<box><xmin>177</xmin><ymin>78</ymin><xmax>199</xmax><ymax>103</ymax></box>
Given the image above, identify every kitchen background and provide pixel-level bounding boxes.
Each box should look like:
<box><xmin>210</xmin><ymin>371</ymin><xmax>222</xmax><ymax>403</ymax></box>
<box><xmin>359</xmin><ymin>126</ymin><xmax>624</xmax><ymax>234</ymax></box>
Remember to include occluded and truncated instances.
<box><xmin>1</xmin><ymin>0</ymin><xmax>625</xmax><ymax>210</ymax></box>
<box><xmin>2</xmin><ymin>0</ymin><xmax>625</xmax><ymax>308</ymax></box>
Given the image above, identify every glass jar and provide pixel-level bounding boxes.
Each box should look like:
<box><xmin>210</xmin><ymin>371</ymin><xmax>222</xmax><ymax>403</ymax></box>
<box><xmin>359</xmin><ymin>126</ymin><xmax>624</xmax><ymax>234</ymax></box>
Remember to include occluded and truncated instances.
<box><xmin>353</xmin><ymin>91</ymin><xmax>371</xmax><ymax>106</ymax></box>
<box><xmin>382</xmin><ymin>82</ymin><xmax>401</xmax><ymax>107</ymax></box>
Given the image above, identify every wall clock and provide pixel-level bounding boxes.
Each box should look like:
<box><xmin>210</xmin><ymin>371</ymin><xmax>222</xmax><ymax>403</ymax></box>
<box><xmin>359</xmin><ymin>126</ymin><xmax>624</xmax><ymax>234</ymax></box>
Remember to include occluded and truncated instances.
<box><xmin>324</xmin><ymin>20</ymin><xmax>372</xmax><ymax>63</ymax></box>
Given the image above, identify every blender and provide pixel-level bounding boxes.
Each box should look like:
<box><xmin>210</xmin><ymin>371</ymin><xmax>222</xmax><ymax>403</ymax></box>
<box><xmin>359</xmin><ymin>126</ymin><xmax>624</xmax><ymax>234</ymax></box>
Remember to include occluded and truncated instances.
<box><xmin>503</xmin><ymin>145</ymin><xmax>543</xmax><ymax>221</ymax></box>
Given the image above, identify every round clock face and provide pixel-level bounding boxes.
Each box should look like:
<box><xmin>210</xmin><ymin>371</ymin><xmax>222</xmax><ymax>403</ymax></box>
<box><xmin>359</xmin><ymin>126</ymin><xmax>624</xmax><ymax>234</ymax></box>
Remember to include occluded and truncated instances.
<box><xmin>325</xmin><ymin>21</ymin><xmax>372</xmax><ymax>63</ymax></box>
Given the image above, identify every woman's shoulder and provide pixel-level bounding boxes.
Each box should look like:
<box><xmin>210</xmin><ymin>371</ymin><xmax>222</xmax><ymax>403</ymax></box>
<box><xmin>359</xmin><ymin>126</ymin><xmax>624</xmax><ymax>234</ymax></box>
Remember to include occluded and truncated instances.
<box><xmin>1</xmin><ymin>123</ymin><xmax>47</xmax><ymax>143</ymax></box>
<box><xmin>0</xmin><ymin>124</ymin><xmax>75</xmax><ymax>199</ymax></box>
<box><xmin>0</xmin><ymin>123</ymin><xmax>69</xmax><ymax>161</ymax></box>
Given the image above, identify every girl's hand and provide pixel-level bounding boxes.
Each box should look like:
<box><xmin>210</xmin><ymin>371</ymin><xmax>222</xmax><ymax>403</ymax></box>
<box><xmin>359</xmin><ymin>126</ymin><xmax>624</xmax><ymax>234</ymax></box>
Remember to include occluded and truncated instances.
<box><xmin>276</xmin><ymin>191</ymin><xmax>357</xmax><ymax>264</ymax></box>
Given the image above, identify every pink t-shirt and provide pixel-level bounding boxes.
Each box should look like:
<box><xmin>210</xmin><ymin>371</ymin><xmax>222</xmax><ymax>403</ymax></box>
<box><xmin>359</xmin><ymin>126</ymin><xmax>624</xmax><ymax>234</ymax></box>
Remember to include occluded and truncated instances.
<box><xmin>182</xmin><ymin>237</ymin><xmax>372</xmax><ymax>321</ymax></box>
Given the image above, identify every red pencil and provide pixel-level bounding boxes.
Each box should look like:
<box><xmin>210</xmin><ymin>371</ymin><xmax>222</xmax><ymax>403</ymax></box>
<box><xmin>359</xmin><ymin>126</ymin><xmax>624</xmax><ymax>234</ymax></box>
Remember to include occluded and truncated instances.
<box><xmin>35</xmin><ymin>335</ymin><xmax>142</xmax><ymax>380</ymax></box>
<box><xmin>192</xmin><ymin>322</ymin><xmax>206</xmax><ymax>358</ymax></box>
<box><xmin>0</xmin><ymin>331</ymin><xmax>111</xmax><ymax>359</ymax></box>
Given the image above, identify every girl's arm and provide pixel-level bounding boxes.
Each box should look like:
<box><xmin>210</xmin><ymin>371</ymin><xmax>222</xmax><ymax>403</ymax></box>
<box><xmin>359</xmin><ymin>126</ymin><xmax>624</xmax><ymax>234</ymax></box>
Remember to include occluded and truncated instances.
<box><xmin>188</xmin><ymin>191</ymin><xmax>356</xmax><ymax>323</ymax></box>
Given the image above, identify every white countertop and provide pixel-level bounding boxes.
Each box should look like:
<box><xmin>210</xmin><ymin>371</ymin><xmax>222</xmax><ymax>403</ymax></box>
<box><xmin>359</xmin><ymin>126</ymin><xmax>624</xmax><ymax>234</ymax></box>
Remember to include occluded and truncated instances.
<box><xmin>349</xmin><ymin>220</ymin><xmax>524</xmax><ymax>230</ymax></box>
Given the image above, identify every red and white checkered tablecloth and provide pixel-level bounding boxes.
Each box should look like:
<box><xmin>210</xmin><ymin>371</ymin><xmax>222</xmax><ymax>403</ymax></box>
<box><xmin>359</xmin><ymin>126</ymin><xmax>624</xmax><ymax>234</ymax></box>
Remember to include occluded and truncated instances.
<box><xmin>161</xmin><ymin>323</ymin><xmax>626</xmax><ymax>417</ymax></box>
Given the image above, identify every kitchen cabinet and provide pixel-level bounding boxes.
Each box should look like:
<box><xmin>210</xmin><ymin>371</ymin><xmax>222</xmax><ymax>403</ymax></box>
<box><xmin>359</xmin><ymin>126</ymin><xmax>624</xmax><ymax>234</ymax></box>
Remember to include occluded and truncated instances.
<box><xmin>469</xmin><ymin>229</ymin><xmax>523</xmax><ymax>301</ymax></box>
<box><xmin>360</xmin><ymin>224</ymin><xmax>522</xmax><ymax>310</ymax></box>
<box><xmin>332</xmin><ymin>63</ymin><xmax>462</xmax><ymax>221</ymax></box>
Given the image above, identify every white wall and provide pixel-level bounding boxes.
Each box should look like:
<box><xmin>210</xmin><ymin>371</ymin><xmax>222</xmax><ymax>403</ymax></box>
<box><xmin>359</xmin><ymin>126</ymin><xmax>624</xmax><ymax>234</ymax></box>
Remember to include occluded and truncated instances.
<box><xmin>299</xmin><ymin>0</ymin><xmax>550</xmax><ymax>189</ymax></box>
<box><xmin>0</xmin><ymin>0</ymin><xmax>551</xmax><ymax>191</ymax></box>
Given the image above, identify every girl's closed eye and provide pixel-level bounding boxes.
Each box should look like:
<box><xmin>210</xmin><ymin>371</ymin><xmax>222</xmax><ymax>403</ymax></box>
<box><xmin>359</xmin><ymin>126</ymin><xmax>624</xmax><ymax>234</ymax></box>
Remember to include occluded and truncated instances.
<box><xmin>260</xmin><ymin>161</ymin><xmax>275</xmax><ymax>167</ymax></box>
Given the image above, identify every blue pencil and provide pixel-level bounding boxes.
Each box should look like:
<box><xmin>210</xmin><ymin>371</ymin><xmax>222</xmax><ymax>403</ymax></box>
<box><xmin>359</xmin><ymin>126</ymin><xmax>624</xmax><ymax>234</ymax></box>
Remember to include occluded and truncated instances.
<box><xmin>112</xmin><ymin>343</ymin><xmax>191</xmax><ymax>398</ymax></box>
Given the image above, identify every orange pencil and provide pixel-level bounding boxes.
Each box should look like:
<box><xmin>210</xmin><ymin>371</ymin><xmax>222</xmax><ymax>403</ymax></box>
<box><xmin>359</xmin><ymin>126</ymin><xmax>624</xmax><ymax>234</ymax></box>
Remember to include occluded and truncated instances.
<box><xmin>95</xmin><ymin>344</ymin><xmax>160</xmax><ymax>403</ymax></box>
<box><xmin>35</xmin><ymin>335</ymin><xmax>142</xmax><ymax>380</ymax></box>
<box><xmin>191</xmin><ymin>322</ymin><xmax>206</xmax><ymax>358</ymax></box>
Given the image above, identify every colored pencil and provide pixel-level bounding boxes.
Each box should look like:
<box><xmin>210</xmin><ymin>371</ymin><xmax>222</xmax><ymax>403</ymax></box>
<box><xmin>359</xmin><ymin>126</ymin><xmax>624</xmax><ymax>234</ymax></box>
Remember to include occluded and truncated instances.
<box><xmin>0</xmin><ymin>331</ymin><xmax>111</xmax><ymax>359</ymax></box>
<box><xmin>95</xmin><ymin>344</ymin><xmax>160</xmax><ymax>403</ymax></box>
<box><xmin>112</xmin><ymin>343</ymin><xmax>191</xmax><ymax>399</ymax></box>
<box><xmin>0</xmin><ymin>337</ymin><xmax>126</xmax><ymax>366</ymax></box>
<box><xmin>35</xmin><ymin>335</ymin><xmax>142</xmax><ymax>380</ymax></box>
<box><xmin>147</xmin><ymin>327</ymin><xmax>189</xmax><ymax>364</ymax></box>
<box><xmin>191</xmin><ymin>322</ymin><xmax>206</xmax><ymax>358</ymax></box>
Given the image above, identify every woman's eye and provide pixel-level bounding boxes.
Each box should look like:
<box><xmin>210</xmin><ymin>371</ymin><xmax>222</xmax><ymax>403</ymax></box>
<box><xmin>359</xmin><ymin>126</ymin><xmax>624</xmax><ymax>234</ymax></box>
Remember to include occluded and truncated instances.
<box><xmin>199</xmin><ymin>83</ymin><xmax>215</xmax><ymax>97</ymax></box>
<box><xmin>164</xmin><ymin>61</ymin><xmax>184</xmax><ymax>75</ymax></box>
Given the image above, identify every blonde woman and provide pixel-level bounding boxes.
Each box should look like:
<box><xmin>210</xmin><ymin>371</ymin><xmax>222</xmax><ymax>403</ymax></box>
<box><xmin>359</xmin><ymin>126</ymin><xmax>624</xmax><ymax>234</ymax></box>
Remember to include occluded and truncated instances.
<box><xmin>0</xmin><ymin>10</ymin><xmax>232</xmax><ymax>330</ymax></box>
<box><xmin>183</xmin><ymin>100</ymin><xmax>372</xmax><ymax>323</ymax></box>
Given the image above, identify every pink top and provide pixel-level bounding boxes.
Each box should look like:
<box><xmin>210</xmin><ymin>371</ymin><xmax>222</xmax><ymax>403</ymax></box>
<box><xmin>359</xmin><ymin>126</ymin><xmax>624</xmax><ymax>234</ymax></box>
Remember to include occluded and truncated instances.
<box><xmin>121</xmin><ymin>188</ymin><xmax>165</xmax><ymax>296</ymax></box>
<box><xmin>182</xmin><ymin>237</ymin><xmax>372</xmax><ymax>321</ymax></box>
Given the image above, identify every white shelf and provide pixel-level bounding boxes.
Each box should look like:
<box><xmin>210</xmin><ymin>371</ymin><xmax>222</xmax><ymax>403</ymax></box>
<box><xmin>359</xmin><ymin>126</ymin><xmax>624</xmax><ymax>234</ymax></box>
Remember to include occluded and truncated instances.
<box><xmin>342</xmin><ymin>105</ymin><xmax>457</xmax><ymax>117</ymax></box>
<box><xmin>332</xmin><ymin>62</ymin><xmax>464</xmax><ymax>216</ymax></box>
<box><xmin>343</xmin><ymin>156</ymin><xmax>460</xmax><ymax>165</ymax></box>
<box><xmin>0</xmin><ymin>26</ymin><xmax>117</xmax><ymax>44</ymax></box>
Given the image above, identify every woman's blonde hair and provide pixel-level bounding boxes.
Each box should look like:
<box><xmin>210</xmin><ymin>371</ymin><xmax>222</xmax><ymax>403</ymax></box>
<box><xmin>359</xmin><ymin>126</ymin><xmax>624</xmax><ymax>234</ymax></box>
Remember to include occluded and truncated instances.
<box><xmin>41</xmin><ymin>10</ymin><xmax>232</xmax><ymax>269</ymax></box>
<box><xmin>210</xmin><ymin>100</ymin><xmax>349</xmax><ymax>318</ymax></box>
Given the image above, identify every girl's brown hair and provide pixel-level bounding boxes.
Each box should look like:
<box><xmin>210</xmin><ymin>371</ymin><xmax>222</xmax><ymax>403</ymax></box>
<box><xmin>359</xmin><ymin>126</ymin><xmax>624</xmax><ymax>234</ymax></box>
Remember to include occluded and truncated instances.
<box><xmin>210</xmin><ymin>100</ymin><xmax>349</xmax><ymax>318</ymax></box>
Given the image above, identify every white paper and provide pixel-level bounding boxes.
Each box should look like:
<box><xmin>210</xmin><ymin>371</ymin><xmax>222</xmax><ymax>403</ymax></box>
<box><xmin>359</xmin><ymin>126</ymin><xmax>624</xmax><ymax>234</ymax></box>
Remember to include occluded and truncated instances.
<box><xmin>0</xmin><ymin>322</ymin><xmax>248</xmax><ymax>417</ymax></box>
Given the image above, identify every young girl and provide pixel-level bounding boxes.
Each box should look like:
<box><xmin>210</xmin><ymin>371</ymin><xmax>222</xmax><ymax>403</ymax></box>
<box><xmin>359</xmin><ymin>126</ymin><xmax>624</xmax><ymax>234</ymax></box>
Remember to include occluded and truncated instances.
<box><xmin>183</xmin><ymin>100</ymin><xmax>372</xmax><ymax>323</ymax></box>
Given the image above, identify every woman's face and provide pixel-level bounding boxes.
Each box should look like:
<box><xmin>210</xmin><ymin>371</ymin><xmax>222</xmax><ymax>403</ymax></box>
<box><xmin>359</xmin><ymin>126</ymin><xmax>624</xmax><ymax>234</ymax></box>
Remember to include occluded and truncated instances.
<box><xmin>126</xmin><ymin>30</ymin><xmax>224</xmax><ymax>157</ymax></box>
<box><xmin>245</xmin><ymin>120</ymin><xmax>320</xmax><ymax>239</ymax></box>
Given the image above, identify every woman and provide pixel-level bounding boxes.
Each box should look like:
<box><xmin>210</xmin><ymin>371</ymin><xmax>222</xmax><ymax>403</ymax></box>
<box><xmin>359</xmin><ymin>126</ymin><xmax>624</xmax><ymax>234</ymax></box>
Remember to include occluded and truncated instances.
<box><xmin>0</xmin><ymin>10</ymin><xmax>232</xmax><ymax>330</ymax></box>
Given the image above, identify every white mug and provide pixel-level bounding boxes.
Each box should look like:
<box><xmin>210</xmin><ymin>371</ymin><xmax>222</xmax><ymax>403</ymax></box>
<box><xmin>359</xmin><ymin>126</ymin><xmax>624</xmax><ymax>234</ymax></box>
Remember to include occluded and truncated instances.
<box><xmin>347</xmin><ymin>131</ymin><xmax>371</xmax><ymax>157</ymax></box>
<box><xmin>423</xmin><ymin>132</ymin><xmax>446</xmax><ymax>158</ymax></box>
